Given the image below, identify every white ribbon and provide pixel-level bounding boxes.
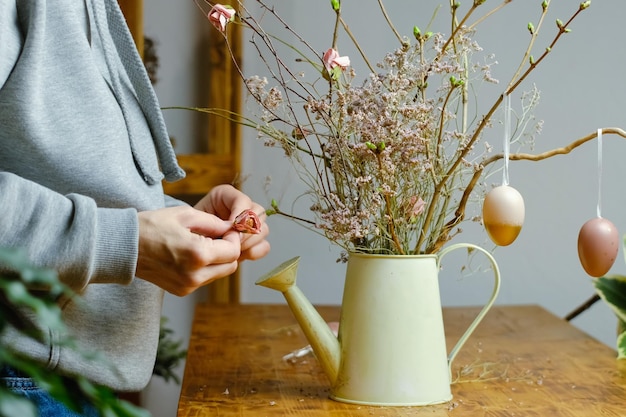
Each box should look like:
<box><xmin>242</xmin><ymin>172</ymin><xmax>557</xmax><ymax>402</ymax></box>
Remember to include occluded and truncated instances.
<box><xmin>597</xmin><ymin>128</ymin><xmax>603</xmax><ymax>218</ymax></box>
<box><xmin>502</xmin><ymin>93</ymin><xmax>511</xmax><ymax>186</ymax></box>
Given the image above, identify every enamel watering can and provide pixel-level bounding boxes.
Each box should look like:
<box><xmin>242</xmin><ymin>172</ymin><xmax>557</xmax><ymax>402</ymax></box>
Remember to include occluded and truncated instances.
<box><xmin>256</xmin><ymin>243</ymin><xmax>500</xmax><ymax>406</ymax></box>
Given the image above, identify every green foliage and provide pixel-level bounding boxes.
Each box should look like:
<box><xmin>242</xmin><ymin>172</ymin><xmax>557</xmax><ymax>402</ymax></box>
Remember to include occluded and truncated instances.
<box><xmin>594</xmin><ymin>274</ymin><xmax>626</xmax><ymax>359</ymax></box>
<box><xmin>0</xmin><ymin>247</ymin><xmax>149</xmax><ymax>417</ymax></box>
<box><xmin>594</xmin><ymin>235</ymin><xmax>626</xmax><ymax>359</ymax></box>
<box><xmin>153</xmin><ymin>318</ymin><xmax>187</xmax><ymax>385</ymax></box>
<box><xmin>617</xmin><ymin>328</ymin><xmax>626</xmax><ymax>360</ymax></box>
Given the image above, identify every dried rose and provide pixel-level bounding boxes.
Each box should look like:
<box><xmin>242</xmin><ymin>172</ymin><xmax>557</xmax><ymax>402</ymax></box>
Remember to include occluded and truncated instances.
<box><xmin>291</xmin><ymin>127</ymin><xmax>311</xmax><ymax>140</ymax></box>
<box><xmin>232</xmin><ymin>209</ymin><xmax>261</xmax><ymax>234</ymax></box>
<box><xmin>208</xmin><ymin>4</ymin><xmax>236</xmax><ymax>32</ymax></box>
<box><xmin>405</xmin><ymin>196</ymin><xmax>426</xmax><ymax>223</ymax></box>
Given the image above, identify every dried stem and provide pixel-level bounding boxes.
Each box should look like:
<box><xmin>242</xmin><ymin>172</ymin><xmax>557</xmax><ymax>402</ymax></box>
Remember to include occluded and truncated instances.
<box><xmin>193</xmin><ymin>0</ymin><xmax>593</xmax><ymax>255</ymax></box>
<box><xmin>506</xmin><ymin>3</ymin><xmax>588</xmax><ymax>95</ymax></box>
<box><xmin>418</xmin><ymin>1</ymin><xmax>587</xmax><ymax>254</ymax></box>
<box><xmin>467</xmin><ymin>0</ymin><xmax>513</xmax><ymax>31</ymax></box>
<box><xmin>375</xmin><ymin>153</ymin><xmax>405</xmax><ymax>255</ymax></box>
<box><xmin>506</xmin><ymin>0</ymin><xmax>549</xmax><ymax>91</ymax></box>
<box><xmin>428</xmin><ymin>128</ymin><xmax>626</xmax><ymax>253</ymax></box>
<box><xmin>377</xmin><ymin>0</ymin><xmax>405</xmax><ymax>46</ymax></box>
<box><xmin>338</xmin><ymin>17</ymin><xmax>376</xmax><ymax>73</ymax></box>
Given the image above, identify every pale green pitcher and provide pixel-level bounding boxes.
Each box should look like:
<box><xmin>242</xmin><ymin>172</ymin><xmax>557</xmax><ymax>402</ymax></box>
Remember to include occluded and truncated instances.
<box><xmin>256</xmin><ymin>243</ymin><xmax>500</xmax><ymax>406</ymax></box>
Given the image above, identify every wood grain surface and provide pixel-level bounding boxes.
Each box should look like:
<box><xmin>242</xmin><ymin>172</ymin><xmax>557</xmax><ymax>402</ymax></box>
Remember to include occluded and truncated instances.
<box><xmin>177</xmin><ymin>304</ymin><xmax>626</xmax><ymax>416</ymax></box>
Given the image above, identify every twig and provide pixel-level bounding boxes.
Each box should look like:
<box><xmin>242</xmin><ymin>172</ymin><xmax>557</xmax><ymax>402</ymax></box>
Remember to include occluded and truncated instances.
<box><xmin>377</xmin><ymin>0</ymin><xmax>404</xmax><ymax>46</ymax></box>
<box><xmin>338</xmin><ymin>17</ymin><xmax>376</xmax><ymax>73</ymax></box>
<box><xmin>429</xmin><ymin>128</ymin><xmax>626</xmax><ymax>253</ymax></box>
<box><xmin>505</xmin><ymin>0</ymin><xmax>549</xmax><ymax>91</ymax></box>
<box><xmin>565</xmin><ymin>294</ymin><xmax>601</xmax><ymax>321</ymax></box>
<box><xmin>422</xmin><ymin>3</ymin><xmax>592</xmax><ymax>253</ymax></box>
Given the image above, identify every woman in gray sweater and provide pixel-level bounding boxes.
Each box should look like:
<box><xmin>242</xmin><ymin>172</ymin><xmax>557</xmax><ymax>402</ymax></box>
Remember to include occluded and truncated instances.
<box><xmin>0</xmin><ymin>1</ymin><xmax>270</xmax><ymax>415</ymax></box>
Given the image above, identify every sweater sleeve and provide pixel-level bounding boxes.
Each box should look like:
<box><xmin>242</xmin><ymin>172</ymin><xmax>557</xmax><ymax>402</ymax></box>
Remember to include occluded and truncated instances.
<box><xmin>0</xmin><ymin>172</ymin><xmax>139</xmax><ymax>291</ymax></box>
<box><xmin>164</xmin><ymin>194</ymin><xmax>188</xmax><ymax>208</ymax></box>
<box><xmin>0</xmin><ymin>1</ymin><xmax>22</xmax><ymax>89</ymax></box>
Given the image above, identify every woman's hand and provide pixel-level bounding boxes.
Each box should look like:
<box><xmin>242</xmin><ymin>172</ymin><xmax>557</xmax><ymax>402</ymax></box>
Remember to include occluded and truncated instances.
<box><xmin>194</xmin><ymin>184</ymin><xmax>270</xmax><ymax>262</ymax></box>
<box><xmin>136</xmin><ymin>185</ymin><xmax>270</xmax><ymax>296</ymax></box>
<box><xmin>136</xmin><ymin>205</ymin><xmax>240</xmax><ymax>296</ymax></box>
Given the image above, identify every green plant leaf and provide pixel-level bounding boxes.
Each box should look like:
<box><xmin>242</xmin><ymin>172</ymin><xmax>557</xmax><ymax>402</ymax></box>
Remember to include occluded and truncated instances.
<box><xmin>594</xmin><ymin>275</ymin><xmax>626</xmax><ymax>324</ymax></box>
<box><xmin>107</xmin><ymin>398</ymin><xmax>152</xmax><ymax>417</ymax></box>
<box><xmin>617</xmin><ymin>328</ymin><xmax>626</xmax><ymax>359</ymax></box>
<box><xmin>0</xmin><ymin>247</ymin><xmax>148</xmax><ymax>417</ymax></box>
<box><xmin>0</xmin><ymin>280</ymin><xmax>66</xmax><ymax>331</ymax></box>
<box><xmin>0</xmin><ymin>390</ymin><xmax>37</xmax><ymax>417</ymax></box>
<box><xmin>153</xmin><ymin>318</ymin><xmax>187</xmax><ymax>384</ymax></box>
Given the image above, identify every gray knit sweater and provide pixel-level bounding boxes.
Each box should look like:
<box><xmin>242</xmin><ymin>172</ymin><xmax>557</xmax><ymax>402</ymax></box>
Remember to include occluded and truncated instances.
<box><xmin>0</xmin><ymin>0</ymin><xmax>185</xmax><ymax>390</ymax></box>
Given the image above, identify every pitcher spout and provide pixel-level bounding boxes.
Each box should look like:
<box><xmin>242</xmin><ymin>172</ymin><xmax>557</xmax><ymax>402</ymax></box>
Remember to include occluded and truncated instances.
<box><xmin>256</xmin><ymin>257</ymin><xmax>340</xmax><ymax>384</ymax></box>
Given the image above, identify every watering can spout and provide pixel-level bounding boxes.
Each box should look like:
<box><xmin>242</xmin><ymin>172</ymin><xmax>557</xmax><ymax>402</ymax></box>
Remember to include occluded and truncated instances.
<box><xmin>255</xmin><ymin>257</ymin><xmax>340</xmax><ymax>384</ymax></box>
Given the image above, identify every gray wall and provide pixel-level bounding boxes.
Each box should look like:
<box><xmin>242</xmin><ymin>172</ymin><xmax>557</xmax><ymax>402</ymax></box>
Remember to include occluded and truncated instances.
<box><xmin>143</xmin><ymin>1</ymin><xmax>624</xmax><ymax>416</ymax></box>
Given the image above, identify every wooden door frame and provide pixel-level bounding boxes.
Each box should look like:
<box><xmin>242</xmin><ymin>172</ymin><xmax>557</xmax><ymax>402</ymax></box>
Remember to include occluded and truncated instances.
<box><xmin>118</xmin><ymin>0</ymin><xmax>242</xmax><ymax>303</ymax></box>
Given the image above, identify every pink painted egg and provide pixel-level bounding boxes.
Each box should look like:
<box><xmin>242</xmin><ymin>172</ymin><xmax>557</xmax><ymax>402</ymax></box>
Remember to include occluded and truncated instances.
<box><xmin>577</xmin><ymin>217</ymin><xmax>619</xmax><ymax>277</ymax></box>
<box><xmin>482</xmin><ymin>185</ymin><xmax>525</xmax><ymax>246</ymax></box>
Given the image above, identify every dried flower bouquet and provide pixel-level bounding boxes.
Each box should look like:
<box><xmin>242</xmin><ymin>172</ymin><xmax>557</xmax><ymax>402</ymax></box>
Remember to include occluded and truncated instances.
<box><xmin>180</xmin><ymin>0</ymin><xmax>626</xmax><ymax>256</ymax></box>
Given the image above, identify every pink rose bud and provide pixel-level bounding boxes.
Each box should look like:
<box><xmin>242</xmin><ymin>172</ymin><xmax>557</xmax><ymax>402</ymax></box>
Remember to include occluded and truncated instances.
<box><xmin>233</xmin><ymin>209</ymin><xmax>262</xmax><ymax>234</ymax></box>
<box><xmin>323</xmin><ymin>48</ymin><xmax>350</xmax><ymax>73</ymax></box>
<box><xmin>208</xmin><ymin>4</ymin><xmax>236</xmax><ymax>32</ymax></box>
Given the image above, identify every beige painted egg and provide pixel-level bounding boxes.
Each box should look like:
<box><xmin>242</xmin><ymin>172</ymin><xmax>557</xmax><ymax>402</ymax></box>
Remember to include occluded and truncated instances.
<box><xmin>482</xmin><ymin>185</ymin><xmax>525</xmax><ymax>246</ymax></box>
<box><xmin>577</xmin><ymin>217</ymin><xmax>619</xmax><ymax>277</ymax></box>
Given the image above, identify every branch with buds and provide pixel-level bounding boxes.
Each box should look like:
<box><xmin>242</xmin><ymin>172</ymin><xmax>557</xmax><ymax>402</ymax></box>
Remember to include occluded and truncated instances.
<box><xmin>182</xmin><ymin>0</ymin><xmax>601</xmax><ymax>255</ymax></box>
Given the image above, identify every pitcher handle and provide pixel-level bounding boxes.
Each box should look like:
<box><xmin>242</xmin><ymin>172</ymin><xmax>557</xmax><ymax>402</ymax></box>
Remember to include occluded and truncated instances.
<box><xmin>436</xmin><ymin>243</ymin><xmax>501</xmax><ymax>377</ymax></box>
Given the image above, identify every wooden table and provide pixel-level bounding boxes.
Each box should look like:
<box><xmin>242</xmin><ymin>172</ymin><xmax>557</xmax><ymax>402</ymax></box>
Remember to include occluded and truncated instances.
<box><xmin>177</xmin><ymin>304</ymin><xmax>626</xmax><ymax>416</ymax></box>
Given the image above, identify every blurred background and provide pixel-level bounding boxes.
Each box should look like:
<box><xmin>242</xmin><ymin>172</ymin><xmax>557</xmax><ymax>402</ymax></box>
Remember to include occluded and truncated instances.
<box><xmin>141</xmin><ymin>1</ymin><xmax>623</xmax><ymax>416</ymax></box>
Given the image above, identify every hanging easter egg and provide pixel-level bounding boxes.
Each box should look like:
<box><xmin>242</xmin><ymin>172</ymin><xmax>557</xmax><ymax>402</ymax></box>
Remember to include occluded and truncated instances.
<box><xmin>577</xmin><ymin>217</ymin><xmax>619</xmax><ymax>277</ymax></box>
<box><xmin>482</xmin><ymin>185</ymin><xmax>525</xmax><ymax>246</ymax></box>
